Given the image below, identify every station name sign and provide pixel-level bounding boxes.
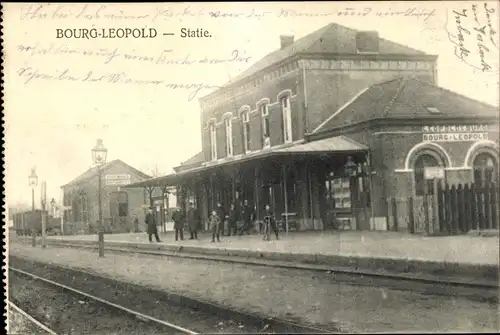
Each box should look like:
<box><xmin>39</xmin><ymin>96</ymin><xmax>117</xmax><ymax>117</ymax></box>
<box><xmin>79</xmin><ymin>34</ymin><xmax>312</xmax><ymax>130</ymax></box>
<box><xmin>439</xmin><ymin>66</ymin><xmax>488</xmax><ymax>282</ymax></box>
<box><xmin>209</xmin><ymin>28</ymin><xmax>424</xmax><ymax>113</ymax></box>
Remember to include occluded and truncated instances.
<box><xmin>104</xmin><ymin>174</ymin><xmax>132</xmax><ymax>186</ymax></box>
<box><xmin>422</xmin><ymin>124</ymin><xmax>489</xmax><ymax>142</ymax></box>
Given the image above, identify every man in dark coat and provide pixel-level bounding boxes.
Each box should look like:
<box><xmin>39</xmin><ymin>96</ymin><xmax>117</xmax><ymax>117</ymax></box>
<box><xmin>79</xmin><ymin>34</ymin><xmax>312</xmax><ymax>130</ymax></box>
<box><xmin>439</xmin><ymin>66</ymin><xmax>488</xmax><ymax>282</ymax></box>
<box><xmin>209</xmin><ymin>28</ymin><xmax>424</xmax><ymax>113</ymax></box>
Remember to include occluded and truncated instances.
<box><xmin>145</xmin><ymin>207</ymin><xmax>161</xmax><ymax>242</ymax></box>
<box><xmin>227</xmin><ymin>203</ymin><xmax>239</xmax><ymax>236</ymax></box>
<box><xmin>171</xmin><ymin>208</ymin><xmax>184</xmax><ymax>241</ymax></box>
<box><xmin>215</xmin><ymin>202</ymin><xmax>227</xmax><ymax>236</ymax></box>
<box><xmin>239</xmin><ymin>200</ymin><xmax>255</xmax><ymax>235</ymax></box>
<box><xmin>187</xmin><ymin>202</ymin><xmax>200</xmax><ymax>239</ymax></box>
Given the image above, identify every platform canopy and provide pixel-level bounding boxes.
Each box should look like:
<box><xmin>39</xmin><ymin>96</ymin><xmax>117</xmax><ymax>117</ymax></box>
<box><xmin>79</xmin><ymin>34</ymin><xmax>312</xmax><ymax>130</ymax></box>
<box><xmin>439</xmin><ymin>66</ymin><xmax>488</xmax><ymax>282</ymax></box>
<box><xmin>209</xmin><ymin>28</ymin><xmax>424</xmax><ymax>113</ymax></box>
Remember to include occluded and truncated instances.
<box><xmin>273</xmin><ymin>136</ymin><xmax>368</xmax><ymax>154</ymax></box>
<box><xmin>124</xmin><ymin>136</ymin><xmax>367</xmax><ymax>189</ymax></box>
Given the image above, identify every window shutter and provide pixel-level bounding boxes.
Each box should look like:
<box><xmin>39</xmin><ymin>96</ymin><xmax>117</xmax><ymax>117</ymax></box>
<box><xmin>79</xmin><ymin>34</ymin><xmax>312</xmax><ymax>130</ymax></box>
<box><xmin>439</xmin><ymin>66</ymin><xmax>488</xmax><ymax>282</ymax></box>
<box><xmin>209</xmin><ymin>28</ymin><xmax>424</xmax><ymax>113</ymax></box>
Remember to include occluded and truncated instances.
<box><xmin>216</xmin><ymin>123</ymin><xmax>225</xmax><ymax>159</ymax></box>
<box><xmin>249</xmin><ymin>112</ymin><xmax>261</xmax><ymax>151</ymax></box>
<box><xmin>232</xmin><ymin>118</ymin><xmax>243</xmax><ymax>155</ymax></box>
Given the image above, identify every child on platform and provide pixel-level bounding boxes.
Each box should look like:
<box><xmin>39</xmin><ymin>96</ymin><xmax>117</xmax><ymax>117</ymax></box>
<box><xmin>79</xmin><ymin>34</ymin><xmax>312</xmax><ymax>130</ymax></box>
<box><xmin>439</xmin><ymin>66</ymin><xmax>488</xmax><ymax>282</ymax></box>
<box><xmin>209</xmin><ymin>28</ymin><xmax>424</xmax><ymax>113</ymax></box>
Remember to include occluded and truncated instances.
<box><xmin>209</xmin><ymin>210</ymin><xmax>221</xmax><ymax>243</ymax></box>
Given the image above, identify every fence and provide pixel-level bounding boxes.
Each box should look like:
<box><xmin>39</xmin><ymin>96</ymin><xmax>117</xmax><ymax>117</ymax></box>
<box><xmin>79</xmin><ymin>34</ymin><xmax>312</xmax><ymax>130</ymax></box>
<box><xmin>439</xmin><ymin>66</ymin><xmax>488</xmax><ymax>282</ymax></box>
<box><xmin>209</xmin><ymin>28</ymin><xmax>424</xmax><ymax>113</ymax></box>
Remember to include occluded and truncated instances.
<box><xmin>387</xmin><ymin>182</ymin><xmax>499</xmax><ymax>236</ymax></box>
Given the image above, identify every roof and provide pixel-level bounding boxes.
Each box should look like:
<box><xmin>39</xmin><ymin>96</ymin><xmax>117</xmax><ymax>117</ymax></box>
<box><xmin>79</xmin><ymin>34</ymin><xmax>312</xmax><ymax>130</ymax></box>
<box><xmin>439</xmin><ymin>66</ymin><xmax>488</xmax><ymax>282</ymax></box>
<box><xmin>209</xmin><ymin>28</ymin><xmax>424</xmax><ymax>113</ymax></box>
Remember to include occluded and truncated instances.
<box><xmin>61</xmin><ymin>159</ymin><xmax>151</xmax><ymax>188</ymax></box>
<box><xmin>313</xmin><ymin>76</ymin><xmax>500</xmax><ymax>134</ymax></box>
<box><xmin>180</xmin><ymin>151</ymin><xmax>205</xmax><ymax>166</ymax></box>
<box><xmin>274</xmin><ymin>136</ymin><xmax>367</xmax><ymax>154</ymax></box>
<box><xmin>125</xmin><ymin>137</ymin><xmax>367</xmax><ymax>188</ymax></box>
<box><xmin>174</xmin><ymin>151</ymin><xmax>206</xmax><ymax>172</ymax></box>
<box><xmin>212</xmin><ymin>23</ymin><xmax>430</xmax><ymax>93</ymax></box>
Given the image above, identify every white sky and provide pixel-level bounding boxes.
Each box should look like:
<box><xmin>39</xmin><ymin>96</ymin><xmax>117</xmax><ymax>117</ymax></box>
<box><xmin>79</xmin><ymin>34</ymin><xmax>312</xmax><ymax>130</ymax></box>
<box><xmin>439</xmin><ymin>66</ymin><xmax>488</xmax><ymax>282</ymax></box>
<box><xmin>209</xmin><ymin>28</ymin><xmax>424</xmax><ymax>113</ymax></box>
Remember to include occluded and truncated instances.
<box><xmin>3</xmin><ymin>1</ymin><xmax>499</xmax><ymax>208</ymax></box>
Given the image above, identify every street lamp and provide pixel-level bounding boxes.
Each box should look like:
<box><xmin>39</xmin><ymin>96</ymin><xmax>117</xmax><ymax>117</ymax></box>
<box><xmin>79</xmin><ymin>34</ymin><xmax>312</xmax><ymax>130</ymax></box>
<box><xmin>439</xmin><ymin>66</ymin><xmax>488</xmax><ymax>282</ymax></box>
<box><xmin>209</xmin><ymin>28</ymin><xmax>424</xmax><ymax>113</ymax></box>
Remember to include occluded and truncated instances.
<box><xmin>28</xmin><ymin>168</ymin><xmax>38</xmax><ymax>247</ymax></box>
<box><xmin>344</xmin><ymin>156</ymin><xmax>358</xmax><ymax>178</ymax></box>
<box><xmin>92</xmin><ymin>139</ymin><xmax>108</xmax><ymax>258</ymax></box>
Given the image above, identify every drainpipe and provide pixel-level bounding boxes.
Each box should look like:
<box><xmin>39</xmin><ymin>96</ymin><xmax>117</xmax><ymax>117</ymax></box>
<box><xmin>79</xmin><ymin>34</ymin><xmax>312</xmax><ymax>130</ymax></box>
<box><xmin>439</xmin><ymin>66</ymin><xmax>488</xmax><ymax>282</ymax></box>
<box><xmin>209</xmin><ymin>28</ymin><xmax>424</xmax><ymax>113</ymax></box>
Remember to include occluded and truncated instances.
<box><xmin>302</xmin><ymin>65</ymin><xmax>309</xmax><ymax>137</ymax></box>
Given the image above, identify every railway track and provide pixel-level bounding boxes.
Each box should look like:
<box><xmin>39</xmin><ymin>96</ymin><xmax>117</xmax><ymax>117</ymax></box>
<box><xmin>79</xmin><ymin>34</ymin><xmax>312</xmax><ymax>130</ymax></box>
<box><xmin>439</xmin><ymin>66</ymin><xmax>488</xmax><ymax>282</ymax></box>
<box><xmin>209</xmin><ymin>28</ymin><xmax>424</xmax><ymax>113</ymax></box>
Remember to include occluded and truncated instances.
<box><xmin>8</xmin><ymin>301</ymin><xmax>58</xmax><ymax>335</ymax></box>
<box><xmin>9</xmin><ymin>267</ymin><xmax>199</xmax><ymax>334</ymax></box>
<box><xmin>9</xmin><ymin>260</ymin><xmax>338</xmax><ymax>334</ymax></box>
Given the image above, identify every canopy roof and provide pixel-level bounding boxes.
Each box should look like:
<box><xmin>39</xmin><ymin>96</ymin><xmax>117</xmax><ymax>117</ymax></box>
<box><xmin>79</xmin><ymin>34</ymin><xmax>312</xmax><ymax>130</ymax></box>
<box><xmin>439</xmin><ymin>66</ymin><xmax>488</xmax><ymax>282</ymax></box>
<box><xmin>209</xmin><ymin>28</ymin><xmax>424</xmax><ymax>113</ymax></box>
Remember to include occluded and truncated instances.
<box><xmin>125</xmin><ymin>136</ymin><xmax>367</xmax><ymax>188</ymax></box>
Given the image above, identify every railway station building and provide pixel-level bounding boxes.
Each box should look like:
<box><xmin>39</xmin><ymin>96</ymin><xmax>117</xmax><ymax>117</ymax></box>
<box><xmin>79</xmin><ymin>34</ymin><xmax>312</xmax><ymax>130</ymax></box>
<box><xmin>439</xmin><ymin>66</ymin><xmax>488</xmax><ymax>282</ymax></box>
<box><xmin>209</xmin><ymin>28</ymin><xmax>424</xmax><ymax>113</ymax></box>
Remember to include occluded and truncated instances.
<box><xmin>61</xmin><ymin>159</ymin><xmax>157</xmax><ymax>234</ymax></box>
<box><xmin>126</xmin><ymin>23</ymin><xmax>499</xmax><ymax>232</ymax></box>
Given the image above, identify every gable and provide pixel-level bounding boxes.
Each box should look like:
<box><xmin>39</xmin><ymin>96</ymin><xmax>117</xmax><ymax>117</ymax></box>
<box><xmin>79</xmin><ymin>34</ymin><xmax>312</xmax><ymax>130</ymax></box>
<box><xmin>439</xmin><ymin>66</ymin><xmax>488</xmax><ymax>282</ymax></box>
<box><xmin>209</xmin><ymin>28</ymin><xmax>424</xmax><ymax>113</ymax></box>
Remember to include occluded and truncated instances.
<box><xmin>62</xmin><ymin>159</ymin><xmax>150</xmax><ymax>188</ymax></box>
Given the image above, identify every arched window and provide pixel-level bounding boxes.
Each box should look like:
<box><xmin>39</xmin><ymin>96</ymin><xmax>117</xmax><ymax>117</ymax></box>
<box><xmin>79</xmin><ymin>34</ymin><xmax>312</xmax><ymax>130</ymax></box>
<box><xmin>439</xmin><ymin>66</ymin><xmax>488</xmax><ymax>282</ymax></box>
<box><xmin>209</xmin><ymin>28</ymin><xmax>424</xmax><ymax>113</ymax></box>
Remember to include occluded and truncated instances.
<box><xmin>259</xmin><ymin>103</ymin><xmax>270</xmax><ymax>148</ymax></box>
<box><xmin>208</xmin><ymin>121</ymin><xmax>217</xmax><ymax>160</ymax></box>
<box><xmin>280</xmin><ymin>95</ymin><xmax>292</xmax><ymax>143</ymax></box>
<box><xmin>473</xmin><ymin>153</ymin><xmax>498</xmax><ymax>185</ymax></box>
<box><xmin>414</xmin><ymin>154</ymin><xmax>440</xmax><ymax>196</ymax></box>
<box><xmin>241</xmin><ymin>111</ymin><xmax>251</xmax><ymax>152</ymax></box>
<box><xmin>224</xmin><ymin>117</ymin><xmax>233</xmax><ymax>157</ymax></box>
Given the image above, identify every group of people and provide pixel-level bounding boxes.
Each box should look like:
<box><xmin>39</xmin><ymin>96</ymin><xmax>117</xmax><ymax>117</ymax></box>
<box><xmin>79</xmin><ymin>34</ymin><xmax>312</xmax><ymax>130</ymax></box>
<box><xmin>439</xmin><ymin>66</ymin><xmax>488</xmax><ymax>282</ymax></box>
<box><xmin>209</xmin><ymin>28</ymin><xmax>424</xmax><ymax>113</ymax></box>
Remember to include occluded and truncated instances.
<box><xmin>170</xmin><ymin>200</ymin><xmax>280</xmax><ymax>243</ymax></box>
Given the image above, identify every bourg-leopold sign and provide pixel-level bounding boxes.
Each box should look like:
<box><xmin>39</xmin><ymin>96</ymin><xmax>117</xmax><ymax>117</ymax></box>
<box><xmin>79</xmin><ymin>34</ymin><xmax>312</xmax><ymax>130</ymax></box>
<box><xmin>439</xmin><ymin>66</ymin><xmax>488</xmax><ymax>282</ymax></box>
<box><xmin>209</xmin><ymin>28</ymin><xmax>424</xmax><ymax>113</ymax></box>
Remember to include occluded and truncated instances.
<box><xmin>422</xmin><ymin>124</ymin><xmax>489</xmax><ymax>142</ymax></box>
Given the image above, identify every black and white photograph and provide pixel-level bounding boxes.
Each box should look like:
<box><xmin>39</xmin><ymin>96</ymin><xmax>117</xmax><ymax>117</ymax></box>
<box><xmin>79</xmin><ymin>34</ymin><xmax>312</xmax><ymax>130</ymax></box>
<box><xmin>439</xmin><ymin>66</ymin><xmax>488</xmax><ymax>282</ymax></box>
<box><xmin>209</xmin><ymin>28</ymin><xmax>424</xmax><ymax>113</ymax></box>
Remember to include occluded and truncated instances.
<box><xmin>3</xmin><ymin>1</ymin><xmax>499</xmax><ymax>333</ymax></box>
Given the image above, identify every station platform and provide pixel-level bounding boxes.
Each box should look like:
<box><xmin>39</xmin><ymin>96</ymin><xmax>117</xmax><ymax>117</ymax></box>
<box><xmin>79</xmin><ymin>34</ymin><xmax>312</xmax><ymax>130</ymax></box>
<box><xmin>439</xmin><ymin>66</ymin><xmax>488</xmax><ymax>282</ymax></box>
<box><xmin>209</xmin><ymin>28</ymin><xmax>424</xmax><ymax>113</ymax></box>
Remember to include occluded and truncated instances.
<box><xmin>44</xmin><ymin>230</ymin><xmax>499</xmax><ymax>279</ymax></box>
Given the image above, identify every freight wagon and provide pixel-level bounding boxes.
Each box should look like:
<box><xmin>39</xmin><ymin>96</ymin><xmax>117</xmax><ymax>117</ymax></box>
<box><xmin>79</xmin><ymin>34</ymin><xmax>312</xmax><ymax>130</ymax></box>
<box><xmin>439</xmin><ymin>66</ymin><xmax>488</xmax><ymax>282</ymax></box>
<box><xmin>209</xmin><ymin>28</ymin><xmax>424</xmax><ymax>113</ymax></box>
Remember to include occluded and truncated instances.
<box><xmin>13</xmin><ymin>209</ymin><xmax>61</xmax><ymax>236</ymax></box>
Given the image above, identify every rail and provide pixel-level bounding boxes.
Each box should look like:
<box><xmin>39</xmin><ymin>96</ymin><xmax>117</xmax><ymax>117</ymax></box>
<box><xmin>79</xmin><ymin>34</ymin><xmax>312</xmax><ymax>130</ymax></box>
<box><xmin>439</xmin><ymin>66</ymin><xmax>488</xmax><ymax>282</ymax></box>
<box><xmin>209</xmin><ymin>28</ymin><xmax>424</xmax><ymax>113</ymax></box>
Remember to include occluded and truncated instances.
<box><xmin>8</xmin><ymin>300</ymin><xmax>58</xmax><ymax>335</ymax></box>
<box><xmin>9</xmin><ymin>267</ymin><xmax>198</xmax><ymax>335</ymax></box>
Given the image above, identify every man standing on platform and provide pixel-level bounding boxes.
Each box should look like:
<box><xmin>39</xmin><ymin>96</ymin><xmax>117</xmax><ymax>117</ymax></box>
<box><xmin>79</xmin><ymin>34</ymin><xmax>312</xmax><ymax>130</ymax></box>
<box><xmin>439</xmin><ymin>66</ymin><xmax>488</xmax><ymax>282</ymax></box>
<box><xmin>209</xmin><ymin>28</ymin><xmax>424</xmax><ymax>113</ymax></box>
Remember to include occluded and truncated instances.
<box><xmin>145</xmin><ymin>207</ymin><xmax>162</xmax><ymax>243</ymax></box>
<box><xmin>187</xmin><ymin>201</ymin><xmax>200</xmax><ymax>240</ymax></box>
<box><xmin>216</xmin><ymin>202</ymin><xmax>227</xmax><ymax>236</ymax></box>
<box><xmin>172</xmin><ymin>208</ymin><xmax>184</xmax><ymax>241</ymax></box>
<box><xmin>209</xmin><ymin>209</ymin><xmax>222</xmax><ymax>243</ymax></box>
<box><xmin>227</xmin><ymin>203</ymin><xmax>239</xmax><ymax>236</ymax></box>
<box><xmin>239</xmin><ymin>199</ymin><xmax>255</xmax><ymax>235</ymax></box>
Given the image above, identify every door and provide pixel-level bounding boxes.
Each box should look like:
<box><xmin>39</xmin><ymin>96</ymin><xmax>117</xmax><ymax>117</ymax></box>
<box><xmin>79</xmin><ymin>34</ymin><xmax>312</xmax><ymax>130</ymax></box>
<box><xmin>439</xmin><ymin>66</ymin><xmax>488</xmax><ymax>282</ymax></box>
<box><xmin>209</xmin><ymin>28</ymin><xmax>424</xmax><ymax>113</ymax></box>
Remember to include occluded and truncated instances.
<box><xmin>350</xmin><ymin>175</ymin><xmax>371</xmax><ymax>230</ymax></box>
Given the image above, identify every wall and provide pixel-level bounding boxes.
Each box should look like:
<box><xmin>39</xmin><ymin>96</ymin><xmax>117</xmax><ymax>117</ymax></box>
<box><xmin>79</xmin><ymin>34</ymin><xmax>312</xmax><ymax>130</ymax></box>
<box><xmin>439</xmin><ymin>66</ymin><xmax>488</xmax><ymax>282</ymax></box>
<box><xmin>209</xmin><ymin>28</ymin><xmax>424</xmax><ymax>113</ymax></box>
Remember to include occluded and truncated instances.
<box><xmin>376</xmin><ymin>122</ymin><xmax>499</xmax><ymax>224</ymax></box>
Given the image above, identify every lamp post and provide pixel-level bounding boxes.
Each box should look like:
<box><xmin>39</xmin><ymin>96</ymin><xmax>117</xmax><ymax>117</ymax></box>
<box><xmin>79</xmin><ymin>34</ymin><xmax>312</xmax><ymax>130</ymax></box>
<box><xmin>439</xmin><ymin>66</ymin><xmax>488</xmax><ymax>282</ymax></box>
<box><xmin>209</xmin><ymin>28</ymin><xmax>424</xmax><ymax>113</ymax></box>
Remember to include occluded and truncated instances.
<box><xmin>92</xmin><ymin>139</ymin><xmax>108</xmax><ymax>258</ymax></box>
<box><xmin>28</xmin><ymin>168</ymin><xmax>38</xmax><ymax>247</ymax></box>
<box><xmin>41</xmin><ymin>181</ymin><xmax>47</xmax><ymax>249</ymax></box>
<box><xmin>344</xmin><ymin>156</ymin><xmax>358</xmax><ymax>178</ymax></box>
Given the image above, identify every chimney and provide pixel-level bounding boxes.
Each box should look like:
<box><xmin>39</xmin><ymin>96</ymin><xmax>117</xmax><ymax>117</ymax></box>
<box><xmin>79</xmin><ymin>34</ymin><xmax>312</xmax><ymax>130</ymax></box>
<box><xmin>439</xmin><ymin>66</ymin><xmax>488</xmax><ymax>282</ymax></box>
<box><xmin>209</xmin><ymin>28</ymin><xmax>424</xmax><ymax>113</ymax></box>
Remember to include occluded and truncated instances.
<box><xmin>280</xmin><ymin>35</ymin><xmax>294</xmax><ymax>49</ymax></box>
<box><xmin>356</xmin><ymin>31</ymin><xmax>379</xmax><ymax>53</ymax></box>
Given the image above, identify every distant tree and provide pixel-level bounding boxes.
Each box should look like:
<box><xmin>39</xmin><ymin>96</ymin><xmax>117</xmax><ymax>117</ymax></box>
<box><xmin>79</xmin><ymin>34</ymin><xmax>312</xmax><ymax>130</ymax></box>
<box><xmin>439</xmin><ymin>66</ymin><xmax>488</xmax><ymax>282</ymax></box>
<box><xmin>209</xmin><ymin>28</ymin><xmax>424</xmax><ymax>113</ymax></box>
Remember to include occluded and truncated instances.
<box><xmin>151</xmin><ymin>165</ymin><xmax>162</xmax><ymax>178</ymax></box>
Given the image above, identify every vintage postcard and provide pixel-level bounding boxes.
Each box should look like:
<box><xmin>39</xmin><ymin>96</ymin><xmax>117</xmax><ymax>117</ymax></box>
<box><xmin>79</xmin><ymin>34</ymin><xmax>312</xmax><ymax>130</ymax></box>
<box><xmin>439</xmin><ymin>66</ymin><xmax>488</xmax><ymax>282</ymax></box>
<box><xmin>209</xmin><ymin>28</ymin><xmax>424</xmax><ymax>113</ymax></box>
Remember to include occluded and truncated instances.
<box><xmin>3</xmin><ymin>1</ymin><xmax>499</xmax><ymax>334</ymax></box>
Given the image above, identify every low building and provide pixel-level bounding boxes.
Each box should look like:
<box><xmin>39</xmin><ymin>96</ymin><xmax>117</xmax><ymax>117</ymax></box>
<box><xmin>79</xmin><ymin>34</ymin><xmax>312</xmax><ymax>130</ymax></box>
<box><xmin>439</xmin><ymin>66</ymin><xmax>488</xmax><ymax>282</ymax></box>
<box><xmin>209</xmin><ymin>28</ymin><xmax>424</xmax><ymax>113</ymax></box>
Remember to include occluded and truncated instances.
<box><xmin>61</xmin><ymin>159</ymin><xmax>151</xmax><ymax>234</ymax></box>
<box><xmin>126</xmin><ymin>23</ymin><xmax>499</xmax><ymax>232</ymax></box>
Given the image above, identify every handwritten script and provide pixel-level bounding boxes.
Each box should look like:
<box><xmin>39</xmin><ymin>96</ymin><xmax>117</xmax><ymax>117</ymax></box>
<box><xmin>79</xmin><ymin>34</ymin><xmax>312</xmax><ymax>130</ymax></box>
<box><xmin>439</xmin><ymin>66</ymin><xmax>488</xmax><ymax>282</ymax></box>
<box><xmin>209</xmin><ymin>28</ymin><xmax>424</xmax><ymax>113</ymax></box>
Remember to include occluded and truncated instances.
<box><xmin>15</xmin><ymin>43</ymin><xmax>252</xmax><ymax>67</ymax></box>
<box><xmin>20</xmin><ymin>4</ymin><xmax>436</xmax><ymax>22</ymax></box>
<box><xmin>447</xmin><ymin>3</ymin><xmax>498</xmax><ymax>72</ymax></box>
<box><xmin>16</xmin><ymin>66</ymin><xmax>220</xmax><ymax>101</ymax></box>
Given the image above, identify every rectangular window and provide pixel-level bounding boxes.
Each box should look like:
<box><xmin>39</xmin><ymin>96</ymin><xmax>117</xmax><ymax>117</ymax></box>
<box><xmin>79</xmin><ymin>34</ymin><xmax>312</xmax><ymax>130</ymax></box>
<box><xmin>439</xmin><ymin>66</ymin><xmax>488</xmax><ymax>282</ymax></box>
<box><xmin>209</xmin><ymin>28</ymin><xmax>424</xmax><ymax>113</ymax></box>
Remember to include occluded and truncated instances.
<box><xmin>209</xmin><ymin>123</ymin><xmax>217</xmax><ymax>160</ymax></box>
<box><xmin>242</xmin><ymin>112</ymin><xmax>251</xmax><ymax>152</ymax></box>
<box><xmin>224</xmin><ymin>118</ymin><xmax>233</xmax><ymax>157</ymax></box>
<box><xmin>110</xmin><ymin>191</ymin><xmax>129</xmax><ymax>217</ymax></box>
<box><xmin>280</xmin><ymin>96</ymin><xmax>292</xmax><ymax>143</ymax></box>
<box><xmin>326</xmin><ymin>175</ymin><xmax>352</xmax><ymax>209</ymax></box>
<box><xmin>260</xmin><ymin>104</ymin><xmax>270</xmax><ymax>147</ymax></box>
